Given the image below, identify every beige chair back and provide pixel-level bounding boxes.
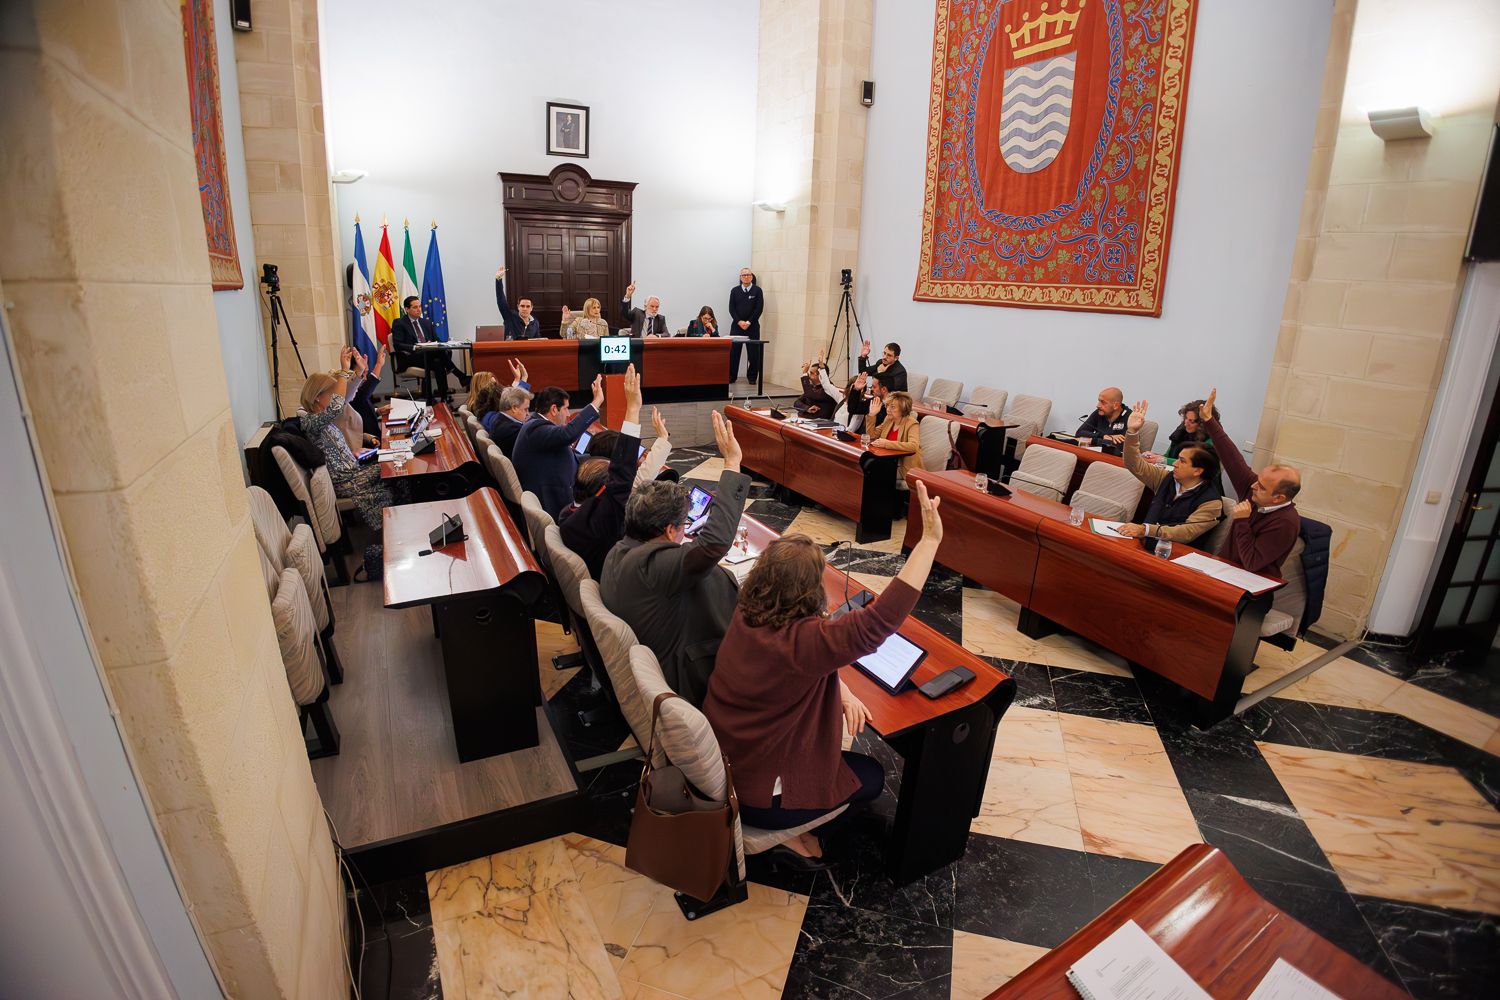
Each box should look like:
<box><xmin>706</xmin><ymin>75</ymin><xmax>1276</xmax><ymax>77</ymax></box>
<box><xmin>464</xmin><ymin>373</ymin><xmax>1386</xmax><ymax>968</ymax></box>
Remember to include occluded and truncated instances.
<box><xmin>926</xmin><ymin>378</ymin><xmax>963</xmax><ymax>407</ymax></box>
<box><xmin>543</xmin><ymin>524</ymin><xmax>589</xmax><ymax>619</ymax></box>
<box><xmin>1137</xmin><ymin>419</ymin><xmax>1160</xmax><ymax>454</ymax></box>
<box><xmin>271</xmin><ymin>446</ymin><xmax>343</xmax><ymax>551</ymax></box>
<box><xmin>271</xmin><ymin>568</ymin><xmax>325</xmax><ymax>706</ymax></box>
<box><xmin>1261</xmin><ymin>538</ymin><xmax>1307</xmax><ymax>637</ymax></box>
<box><xmin>484</xmin><ymin>443</ymin><xmax>525</xmax><ymax>507</ymax></box>
<box><xmin>918</xmin><ymin>415</ymin><xmax>957</xmax><ymax>472</ymax></box>
<box><xmin>1009</xmin><ymin>444</ymin><xmax>1075</xmax><ymax>503</ymax></box>
<box><xmin>578</xmin><ymin>580</ymin><xmax>650</xmax><ymax>749</ymax></box>
<box><xmin>904</xmin><ymin>371</ymin><xmax>930</xmax><ymax>402</ymax></box>
<box><xmin>520</xmin><ymin>491</ymin><xmax>555</xmax><ymax>557</ymax></box>
<box><xmin>964</xmin><ymin>386</ymin><xmax>1008</xmax><ymax>422</ymax></box>
<box><xmin>1200</xmin><ymin>497</ymin><xmax>1238</xmax><ymax>557</ymax></box>
<box><xmin>248</xmin><ymin>486</ymin><xmax>329</xmax><ymax>631</ymax></box>
<box><xmin>1070</xmin><ymin>462</ymin><xmax>1145</xmax><ymax>521</ymax></box>
<box><xmin>1004</xmin><ymin>395</ymin><xmax>1053</xmax><ymax>455</ymax></box>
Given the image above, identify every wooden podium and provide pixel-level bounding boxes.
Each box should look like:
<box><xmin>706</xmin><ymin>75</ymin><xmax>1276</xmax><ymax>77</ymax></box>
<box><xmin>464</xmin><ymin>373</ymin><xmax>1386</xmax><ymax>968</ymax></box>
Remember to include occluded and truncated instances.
<box><xmin>602</xmin><ymin>373</ymin><xmax>627</xmax><ymax>428</ymax></box>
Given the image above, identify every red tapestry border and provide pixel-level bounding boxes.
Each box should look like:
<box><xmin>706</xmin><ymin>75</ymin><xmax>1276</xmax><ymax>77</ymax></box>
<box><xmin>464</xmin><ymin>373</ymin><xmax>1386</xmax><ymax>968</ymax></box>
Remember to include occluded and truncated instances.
<box><xmin>182</xmin><ymin>0</ymin><xmax>243</xmax><ymax>291</ymax></box>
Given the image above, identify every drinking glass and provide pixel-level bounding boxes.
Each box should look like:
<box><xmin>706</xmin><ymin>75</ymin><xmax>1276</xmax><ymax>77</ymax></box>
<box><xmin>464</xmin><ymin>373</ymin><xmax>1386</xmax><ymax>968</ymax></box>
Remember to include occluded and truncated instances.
<box><xmin>859</xmin><ymin>432</ymin><xmax>871</xmax><ymax>449</ymax></box>
<box><xmin>974</xmin><ymin>472</ymin><xmax>989</xmax><ymax>491</ymax></box>
<box><xmin>1155</xmin><ymin>538</ymin><xmax>1173</xmax><ymax>560</ymax></box>
<box><xmin>1068</xmin><ymin>506</ymin><xmax>1085</xmax><ymax>527</ymax></box>
<box><xmin>735</xmin><ymin>524</ymin><xmax>750</xmax><ymax>552</ymax></box>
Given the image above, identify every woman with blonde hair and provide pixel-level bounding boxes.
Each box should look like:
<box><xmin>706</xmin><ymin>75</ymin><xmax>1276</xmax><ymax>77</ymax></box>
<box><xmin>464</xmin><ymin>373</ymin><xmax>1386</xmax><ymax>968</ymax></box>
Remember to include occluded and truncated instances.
<box><xmin>704</xmin><ymin>481</ymin><xmax>945</xmax><ymax>868</ymax></box>
<box><xmin>299</xmin><ymin>360</ymin><xmax>393</xmax><ymax>531</ymax></box>
<box><xmin>871</xmin><ymin>390</ymin><xmax>921</xmax><ymax>485</ymax></box>
<box><xmin>464</xmin><ymin>370</ymin><xmax>497</xmax><ymax>411</ymax></box>
<box><xmin>562</xmin><ymin>297</ymin><xmax>609</xmax><ymax>339</ymax></box>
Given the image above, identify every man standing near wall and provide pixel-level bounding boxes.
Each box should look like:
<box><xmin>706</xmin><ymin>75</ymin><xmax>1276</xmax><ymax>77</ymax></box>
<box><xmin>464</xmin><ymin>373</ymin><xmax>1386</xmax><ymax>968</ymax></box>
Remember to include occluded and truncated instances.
<box><xmin>728</xmin><ymin>267</ymin><xmax>764</xmax><ymax>383</ymax></box>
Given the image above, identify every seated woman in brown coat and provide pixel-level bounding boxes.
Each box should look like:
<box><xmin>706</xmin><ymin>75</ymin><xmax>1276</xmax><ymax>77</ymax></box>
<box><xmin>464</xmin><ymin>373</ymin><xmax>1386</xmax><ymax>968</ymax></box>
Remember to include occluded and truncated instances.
<box><xmin>871</xmin><ymin>390</ymin><xmax>921</xmax><ymax>485</ymax></box>
<box><xmin>704</xmin><ymin>480</ymin><xmax>945</xmax><ymax>870</ymax></box>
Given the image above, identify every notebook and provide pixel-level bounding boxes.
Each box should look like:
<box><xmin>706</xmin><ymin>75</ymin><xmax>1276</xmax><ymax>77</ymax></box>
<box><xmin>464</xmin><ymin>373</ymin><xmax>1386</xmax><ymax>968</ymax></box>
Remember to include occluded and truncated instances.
<box><xmin>1171</xmin><ymin>552</ymin><xmax>1281</xmax><ymax>594</ymax></box>
<box><xmin>1065</xmin><ymin>921</ymin><xmax>1209</xmax><ymax>1000</ymax></box>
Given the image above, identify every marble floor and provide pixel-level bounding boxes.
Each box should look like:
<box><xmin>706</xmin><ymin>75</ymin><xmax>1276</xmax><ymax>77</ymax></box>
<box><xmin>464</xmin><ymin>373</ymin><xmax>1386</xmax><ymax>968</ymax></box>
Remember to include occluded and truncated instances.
<box><xmin>353</xmin><ymin>446</ymin><xmax>1500</xmax><ymax>999</ymax></box>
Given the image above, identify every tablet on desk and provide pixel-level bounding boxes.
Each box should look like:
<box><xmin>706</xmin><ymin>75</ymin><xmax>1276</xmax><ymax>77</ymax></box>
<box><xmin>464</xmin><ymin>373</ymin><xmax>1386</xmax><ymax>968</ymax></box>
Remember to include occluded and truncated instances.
<box><xmin>854</xmin><ymin>632</ymin><xmax>928</xmax><ymax>694</ymax></box>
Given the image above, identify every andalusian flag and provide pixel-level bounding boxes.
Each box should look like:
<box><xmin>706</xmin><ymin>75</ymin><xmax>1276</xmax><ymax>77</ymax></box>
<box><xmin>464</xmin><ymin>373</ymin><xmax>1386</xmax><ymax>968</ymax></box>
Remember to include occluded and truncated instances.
<box><xmin>421</xmin><ymin>222</ymin><xmax>450</xmax><ymax>342</ymax></box>
<box><xmin>398</xmin><ymin>219</ymin><xmax>421</xmax><ymax>311</ymax></box>
<box><xmin>349</xmin><ymin>216</ymin><xmax>378</xmax><ymax>362</ymax></box>
<box><xmin>371</xmin><ymin>221</ymin><xmax>400</xmax><ymax>347</ymax></box>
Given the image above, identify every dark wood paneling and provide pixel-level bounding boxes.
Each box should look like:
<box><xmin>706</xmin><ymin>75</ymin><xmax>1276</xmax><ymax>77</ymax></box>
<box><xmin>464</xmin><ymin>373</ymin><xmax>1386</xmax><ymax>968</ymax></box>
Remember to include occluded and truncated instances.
<box><xmin>472</xmin><ymin>340</ymin><xmax>583</xmax><ymax>391</ymax></box>
<box><xmin>500</xmin><ymin>165</ymin><xmax>635</xmax><ymax>331</ymax></box>
<box><xmin>992</xmin><ymin>845</ymin><xmax>1407</xmax><ymax>999</ymax></box>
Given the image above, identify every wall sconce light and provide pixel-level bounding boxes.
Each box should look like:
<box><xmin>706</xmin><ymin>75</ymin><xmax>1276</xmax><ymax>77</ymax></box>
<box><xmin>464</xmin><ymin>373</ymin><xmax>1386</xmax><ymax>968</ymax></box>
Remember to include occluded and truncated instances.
<box><xmin>754</xmin><ymin>200</ymin><xmax>787</xmax><ymax>214</ymax></box>
<box><xmin>1367</xmin><ymin>107</ymin><xmax>1435</xmax><ymax>142</ymax></box>
<box><xmin>331</xmin><ymin>169</ymin><xmax>369</xmax><ymax>184</ymax></box>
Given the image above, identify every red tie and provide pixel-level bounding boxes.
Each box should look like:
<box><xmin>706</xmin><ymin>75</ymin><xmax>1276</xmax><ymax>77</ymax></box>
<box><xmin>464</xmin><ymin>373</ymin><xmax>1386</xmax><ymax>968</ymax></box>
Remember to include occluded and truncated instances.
<box><xmin>414</xmin><ymin>319</ymin><xmax>426</xmax><ymax>342</ymax></box>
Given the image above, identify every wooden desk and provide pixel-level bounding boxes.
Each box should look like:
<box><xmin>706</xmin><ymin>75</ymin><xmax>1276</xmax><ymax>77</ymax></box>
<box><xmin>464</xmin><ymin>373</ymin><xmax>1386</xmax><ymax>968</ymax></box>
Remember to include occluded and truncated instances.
<box><xmin>383</xmin><ymin>488</ymin><xmax>548</xmax><ymax>762</ymax></box>
<box><xmin>1027</xmin><ymin>435</ymin><xmax>1154</xmax><ymax>519</ymax></box>
<box><xmin>471</xmin><ymin>336</ymin><xmax>732</xmax><ymax>399</ymax></box>
<box><xmin>738</xmin><ymin>515</ymin><xmax>1016</xmax><ymax>882</ymax></box>
<box><xmin>905</xmin><ymin>470</ymin><xmax>1276</xmax><ymax>724</ymax></box>
<box><xmin>381</xmin><ymin>403</ymin><xmax>484</xmax><ymax>503</ymax></box>
<box><xmin>912</xmin><ymin>405</ymin><xmax>1014</xmax><ymax>479</ymax></box>
<box><xmin>726</xmin><ymin>405</ymin><xmax>904</xmax><ymax>544</ymax></box>
<box><xmin>991</xmin><ymin>845</ymin><xmax>1405</xmax><ymax>999</ymax></box>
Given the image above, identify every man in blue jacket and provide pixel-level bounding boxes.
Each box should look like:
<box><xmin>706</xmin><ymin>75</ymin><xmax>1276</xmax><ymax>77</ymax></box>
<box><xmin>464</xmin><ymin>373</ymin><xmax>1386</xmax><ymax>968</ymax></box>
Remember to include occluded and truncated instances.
<box><xmin>513</xmin><ymin>376</ymin><xmax>604</xmax><ymax>518</ymax></box>
<box><xmin>494</xmin><ymin>265</ymin><xmax>542</xmax><ymax>340</ymax></box>
<box><xmin>728</xmin><ymin>267</ymin><xmax>764</xmax><ymax>382</ymax></box>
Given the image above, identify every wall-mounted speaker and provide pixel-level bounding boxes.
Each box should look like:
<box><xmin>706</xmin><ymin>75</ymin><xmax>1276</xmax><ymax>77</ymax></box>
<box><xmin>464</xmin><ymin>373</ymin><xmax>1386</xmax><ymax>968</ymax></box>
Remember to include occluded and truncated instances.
<box><xmin>861</xmin><ymin>81</ymin><xmax>875</xmax><ymax>107</ymax></box>
<box><xmin>230</xmin><ymin>0</ymin><xmax>252</xmax><ymax>31</ymax></box>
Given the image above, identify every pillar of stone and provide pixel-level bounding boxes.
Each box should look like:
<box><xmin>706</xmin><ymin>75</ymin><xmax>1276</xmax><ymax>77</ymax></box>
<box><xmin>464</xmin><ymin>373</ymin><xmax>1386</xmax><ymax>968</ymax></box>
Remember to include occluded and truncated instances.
<box><xmin>751</xmin><ymin>0</ymin><xmax>874</xmax><ymax>388</ymax></box>
<box><xmin>0</xmin><ymin>0</ymin><xmax>344</xmax><ymax>995</ymax></box>
<box><xmin>233</xmin><ymin>0</ymin><xmax>345</xmax><ymax>416</ymax></box>
<box><xmin>1256</xmin><ymin>0</ymin><xmax>1500</xmax><ymax>637</ymax></box>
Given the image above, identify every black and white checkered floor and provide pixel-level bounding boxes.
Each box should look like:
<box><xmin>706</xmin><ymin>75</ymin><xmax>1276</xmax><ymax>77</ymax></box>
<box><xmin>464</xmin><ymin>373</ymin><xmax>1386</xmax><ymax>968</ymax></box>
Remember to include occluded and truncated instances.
<box><xmin>358</xmin><ymin>445</ymin><xmax>1500</xmax><ymax>999</ymax></box>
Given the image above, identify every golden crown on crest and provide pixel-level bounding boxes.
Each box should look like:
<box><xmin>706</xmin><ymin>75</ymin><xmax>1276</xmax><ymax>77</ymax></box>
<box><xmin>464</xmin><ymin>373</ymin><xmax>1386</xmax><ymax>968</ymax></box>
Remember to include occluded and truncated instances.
<box><xmin>1005</xmin><ymin>0</ymin><xmax>1086</xmax><ymax>60</ymax></box>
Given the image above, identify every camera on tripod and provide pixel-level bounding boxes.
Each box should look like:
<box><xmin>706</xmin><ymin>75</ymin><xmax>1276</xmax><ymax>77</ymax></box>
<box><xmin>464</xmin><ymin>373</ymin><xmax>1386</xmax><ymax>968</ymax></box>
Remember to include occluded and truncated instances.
<box><xmin>260</xmin><ymin>262</ymin><xmax>280</xmax><ymax>294</ymax></box>
<box><xmin>840</xmin><ymin>267</ymin><xmax>853</xmax><ymax>289</ymax></box>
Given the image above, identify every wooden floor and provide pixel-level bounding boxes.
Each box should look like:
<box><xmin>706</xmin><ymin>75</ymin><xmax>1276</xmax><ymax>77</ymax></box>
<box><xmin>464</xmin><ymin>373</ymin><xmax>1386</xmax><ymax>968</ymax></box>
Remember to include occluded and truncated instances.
<box><xmin>311</xmin><ymin>579</ymin><xmax>578</xmax><ymax>850</ymax></box>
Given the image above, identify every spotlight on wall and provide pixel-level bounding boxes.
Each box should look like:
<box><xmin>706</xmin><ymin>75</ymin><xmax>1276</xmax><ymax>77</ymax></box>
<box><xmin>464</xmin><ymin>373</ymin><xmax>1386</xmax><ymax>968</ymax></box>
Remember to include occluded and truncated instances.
<box><xmin>1367</xmin><ymin>107</ymin><xmax>1435</xmax><ymax>142</ymax></box>
<box><xmin>331</xmin><ymin>169</ymin><xmax>369</xmax><ymax>184</ymax></box>
<box><xmin>754</xmin><ymin>200</ymin><xmax>787</xmax><ymax>214</ymax></box>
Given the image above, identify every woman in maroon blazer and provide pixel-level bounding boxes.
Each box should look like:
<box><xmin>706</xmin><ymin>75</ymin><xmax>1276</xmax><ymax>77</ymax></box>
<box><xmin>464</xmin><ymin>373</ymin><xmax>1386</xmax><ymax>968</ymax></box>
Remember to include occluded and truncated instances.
<box><xmin>704</xmin><ymin>481</ymin><xmax>945</xmax><ymax>870</ymax></box>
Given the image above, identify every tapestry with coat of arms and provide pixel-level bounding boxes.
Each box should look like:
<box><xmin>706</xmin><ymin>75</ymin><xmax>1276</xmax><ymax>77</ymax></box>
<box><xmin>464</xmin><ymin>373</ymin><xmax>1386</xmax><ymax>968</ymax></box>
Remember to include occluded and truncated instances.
<box><xmin>915</xmin><ymin>0</ymin><xmax>1199</xmax><ymax>316</ymax></box>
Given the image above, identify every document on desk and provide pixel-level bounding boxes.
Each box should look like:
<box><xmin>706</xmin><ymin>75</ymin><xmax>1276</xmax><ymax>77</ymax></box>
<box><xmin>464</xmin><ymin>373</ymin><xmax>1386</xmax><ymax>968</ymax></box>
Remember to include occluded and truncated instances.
<box><xmin>1089</xmin><ymin>520</ymin><xmax>1132</xmax><ymax>539</ymax></box>
<box><xmin>1171</xmin><ymin>552</ymin><xmax>1280</xmax><ymax>594</ymax></box>
<box><xmin>387</xmin><ymin>397</ymin><xmax>422</xmax><ymax>421</ymax></box>
<box><xmin>1065</xmin><ymin>920</ymin><xmax>1210</xmax><ymax>1000</ymax></box>
<box><xmin>1246</xmin><ymin>958</ymin><xmax>1343</xmax><ymax>1000</ymax></box>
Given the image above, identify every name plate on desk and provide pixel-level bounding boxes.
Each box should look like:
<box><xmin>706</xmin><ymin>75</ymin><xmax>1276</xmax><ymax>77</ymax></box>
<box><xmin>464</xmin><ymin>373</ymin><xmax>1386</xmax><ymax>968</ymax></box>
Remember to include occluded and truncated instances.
<box><xmin>599</xmin><ymin>337</ymin><xmax>631</xmax><ymax>361</ymax></box>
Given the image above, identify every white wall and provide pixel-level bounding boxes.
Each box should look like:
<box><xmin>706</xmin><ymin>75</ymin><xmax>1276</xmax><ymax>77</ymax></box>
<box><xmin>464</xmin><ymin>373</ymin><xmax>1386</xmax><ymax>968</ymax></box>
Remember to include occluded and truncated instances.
<box><xmin>853</xmin><ymin>0</ymin><xmax>1333</xmax><ymax>445</ymax></box>
<box><xmin>1369</xmin><ymin>263</ymin><xmax>1500</xmax><ymax>635</ymax></box>
<box><xmin>323</xmin><ymin>0</ymin><xmax>759</xmax><ymax>341</ymax></box>
<box><xmin>211</xmin><ymin>0</ymin><xmax>276</xmax><ymax>446</ymax></box>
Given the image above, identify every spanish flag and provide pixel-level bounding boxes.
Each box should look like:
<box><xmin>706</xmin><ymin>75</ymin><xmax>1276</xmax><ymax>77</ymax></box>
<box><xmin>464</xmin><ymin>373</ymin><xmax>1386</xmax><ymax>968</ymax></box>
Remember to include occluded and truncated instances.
<box><xmin>371</xmin><ymin>222</ymin><xmax>400</xmax><ymax>347</ymax></box>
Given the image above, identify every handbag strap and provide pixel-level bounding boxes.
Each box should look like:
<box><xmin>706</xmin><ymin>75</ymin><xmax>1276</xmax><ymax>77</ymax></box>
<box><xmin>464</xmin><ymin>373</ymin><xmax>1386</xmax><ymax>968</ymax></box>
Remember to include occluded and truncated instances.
<box><xmin>642</xmin><ymin>691</ymin><xmax>679</xmax><ymax>774</ymax></box>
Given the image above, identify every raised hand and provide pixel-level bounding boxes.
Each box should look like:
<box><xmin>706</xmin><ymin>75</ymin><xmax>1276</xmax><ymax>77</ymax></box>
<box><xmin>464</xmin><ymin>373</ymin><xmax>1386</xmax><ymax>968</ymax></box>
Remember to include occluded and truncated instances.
<box><xmin>353</xmin><ymin>348</ymin><xmax>368</xmax><ymax>375</ymax></box>
<box><xmin>860</xmin><ymin>340</ymin><xmax>871</xmax><ymax>359</ymax></box>
<box><xmin>622</xmin><ymin>363</ymin><xmax>642</xmax><ymax>409</ymax></box>
<box><xmin>495</xmin><ymin>265</ymin><xmax>505</xmax><ymax>280</ymax></box>
<box><xmin>712</xmin><ymin>409</ymin><xmax>743</xmax><ymax>472</ymax></box>
<box><xmin>817</xmin><ymin>347</ymin><xmax>826</xmax><ymax>368</ymax></box>
<box><xmin>373</xmin><ymin>343</ymin><xmax>388</xmax><ymax>377</ymax></box>
<box><xmin>1201</xmin><ymin>389</ymin><xmax>1216</xmax><ymax>424</ymax></box>
<box><xmin>801</xmin><ymin>360</ymin><xmax>811</xmax><ymax>376</ymax></box>
<box><xmin>625</xmin><ymin>281</ymin><xmax>636</xmax><ymax>299</ymax></box>
<box><xmin>1127</xmin><ymin>400</ymin><xmax>1147</xmax><ymax>434</ymax></box>
<box><xmin>508</xmin><ymin>358</ymin><xmax>528</xmax><ymax>384</ymax></box>
<box><xmin>651</xmin><ymin>406</ymin><xmax>669</xmax><ymax>442</ymax></box>
<box><xmin>915</xmin><ymin>478</ymin><xmax>944</xmax><ymax>546</ymax></box>
<box><xmin>561</xmin><ymin>305</ymin><xmax>571</xmax><ymax>322</ymax></box>
<box><xmin>590</xmin><ymin>374</ymin><xmax>605</xmax><ymax>411</ymax></box>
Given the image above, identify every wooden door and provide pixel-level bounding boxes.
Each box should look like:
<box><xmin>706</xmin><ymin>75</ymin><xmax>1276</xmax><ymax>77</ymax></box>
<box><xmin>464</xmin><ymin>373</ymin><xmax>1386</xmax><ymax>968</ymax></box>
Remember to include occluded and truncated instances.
<box><xmin>569</xmin><ymin>227</ymin><xmax>617</xmax><ymax>325</ymax></box>
<box><xmin>516</xmin><ymin>223</ymin><xmax>567</xmax><ymax>333</ymax></box>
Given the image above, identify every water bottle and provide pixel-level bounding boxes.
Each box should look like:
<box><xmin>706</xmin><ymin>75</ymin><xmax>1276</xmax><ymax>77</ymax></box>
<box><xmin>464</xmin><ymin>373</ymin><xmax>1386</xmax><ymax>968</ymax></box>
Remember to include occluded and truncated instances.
<box><xmin>1155</xmin><ymin>537</ymin><xmax>1173</xmax><ymax>560</ymax></box>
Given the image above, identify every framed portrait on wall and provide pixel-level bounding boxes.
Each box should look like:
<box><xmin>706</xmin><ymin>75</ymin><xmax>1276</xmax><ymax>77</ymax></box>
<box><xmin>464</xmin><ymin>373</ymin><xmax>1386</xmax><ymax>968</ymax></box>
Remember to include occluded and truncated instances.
<box><xmin>546</xmin><ymin>102</ymin><xmax>589</xmax><ymax>158</ymax></box>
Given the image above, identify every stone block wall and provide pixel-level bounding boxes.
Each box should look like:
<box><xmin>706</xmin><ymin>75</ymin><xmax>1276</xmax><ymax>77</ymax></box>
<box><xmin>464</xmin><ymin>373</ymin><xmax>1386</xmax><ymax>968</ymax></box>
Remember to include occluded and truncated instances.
<box><xmin>0</xmin><ymin>0</ymin><xmax>345</xmax><ymax>995</ymax></box>
<box><xmin>1258</xmin><ymin>0</ymin><xmax>1500</xmax><ymax>638</ymax></box>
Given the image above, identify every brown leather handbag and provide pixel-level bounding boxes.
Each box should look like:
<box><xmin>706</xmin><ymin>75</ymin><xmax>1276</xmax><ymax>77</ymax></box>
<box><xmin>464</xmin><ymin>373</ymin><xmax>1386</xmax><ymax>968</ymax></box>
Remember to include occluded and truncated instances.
<box><xmin>624</xmin><ymin>692</ymin><xmax>739</xmax><ymax>902</ymax></box>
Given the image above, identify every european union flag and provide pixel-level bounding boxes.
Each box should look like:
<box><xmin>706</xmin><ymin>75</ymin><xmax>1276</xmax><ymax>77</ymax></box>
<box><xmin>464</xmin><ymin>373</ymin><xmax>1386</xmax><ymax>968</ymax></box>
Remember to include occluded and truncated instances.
<box><xmin>421</xmin><ymin>224</ymin><xmax>449</xmax><ymax>342</ymax></box>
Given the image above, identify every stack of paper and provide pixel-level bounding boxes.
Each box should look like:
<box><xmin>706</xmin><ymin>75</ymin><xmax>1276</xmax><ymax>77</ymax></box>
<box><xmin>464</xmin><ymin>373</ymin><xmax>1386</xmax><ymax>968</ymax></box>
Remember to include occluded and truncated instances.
<box><xmin>1171</xmin><ymin>552</ymin><xmax>1280</xmax><ymax>594</ymax></box>
<box><xmin>1065</xmin><ymin>921</ymin><xmax>1209</xmax><ymax>1000</ymax></box>
<box><xmin>1089</xmin><ymin>520</ymin><xmax>1133</xmax><ymax>540</ymax></box>
<box><xmin>1246</xmin><ymin>959</ymin><xmax>1344</xmax><ymax>1000</ymax></box>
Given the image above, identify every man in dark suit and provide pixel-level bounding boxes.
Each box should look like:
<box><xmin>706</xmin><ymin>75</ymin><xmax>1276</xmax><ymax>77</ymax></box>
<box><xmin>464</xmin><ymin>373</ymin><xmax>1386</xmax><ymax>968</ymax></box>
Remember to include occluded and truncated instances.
<box><xmin>391</xmin><ymin>296</ymin><xmax>468</xmax><ymax>398</ymax></box>
<box><xmin>494</xmin><ymin>266</ymin><xmax>543</xmax><ymax>340</ymax></box>
<box><xmin>560</xmin><ymin>364</ymin><xmax>656</xmax><ymax>579</ymax></box>
<box><xmin>728</xmin><ymin>267</ymin><xmax>764</xmax><ymax>382</ymax></box>
<box><xmin>513</xmin><ymin>377</ymin><xmax>604</xmax><ymax>518</ymax></box>
<box><xmin>857</xmin><ymin>339</ymin><xmax>908</xmax><ymax>392</ymax></box>
<box><xmin>620</xmin><ymin>281</ymin><xmax>669</xmax><ymax>337</ymax></box>
<box><xmin>600</xmin><ymin>411</ymin><xmax>749</xmax><ymax>707</ymax></box>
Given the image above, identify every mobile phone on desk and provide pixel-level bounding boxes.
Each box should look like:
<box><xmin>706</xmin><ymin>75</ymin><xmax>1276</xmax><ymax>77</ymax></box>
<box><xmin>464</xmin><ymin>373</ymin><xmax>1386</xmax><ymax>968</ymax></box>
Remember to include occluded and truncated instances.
<box><xmin>356</xmin><ymin>448</ymin><xmax>378</xmax><ymax>463</ymax></box>
<box><xmin>985</xmin><ymin>479</ymin><xmax>1011</xmax><ymax>498</ymax></box>
<box><xmin>918</xmin><ymin>665</ymin><xmax>975</xmax><ymax>699</ymax></box>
